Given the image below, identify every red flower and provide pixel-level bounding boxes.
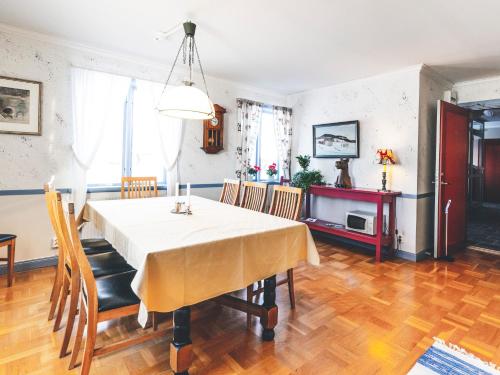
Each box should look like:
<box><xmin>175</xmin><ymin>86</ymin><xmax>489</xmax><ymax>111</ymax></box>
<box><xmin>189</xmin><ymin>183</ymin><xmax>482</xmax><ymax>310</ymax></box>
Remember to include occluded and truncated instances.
<box><xmin>254</xmin><ymin>165</ymin><xmax>261</xmax><ymax>171</ymax></box>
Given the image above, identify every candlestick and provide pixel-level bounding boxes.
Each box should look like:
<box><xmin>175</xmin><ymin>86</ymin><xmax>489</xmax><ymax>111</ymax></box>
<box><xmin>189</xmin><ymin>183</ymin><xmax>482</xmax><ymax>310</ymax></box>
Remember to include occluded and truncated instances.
<box><xmin>175</xmin><ymin>182</ymin><xmax>179</xmax><ymax>201</ymax></box>
<box><xmin>187</xmin><ymin>183</ymin><xmax>191</xmax><ymax>207</ymax></box>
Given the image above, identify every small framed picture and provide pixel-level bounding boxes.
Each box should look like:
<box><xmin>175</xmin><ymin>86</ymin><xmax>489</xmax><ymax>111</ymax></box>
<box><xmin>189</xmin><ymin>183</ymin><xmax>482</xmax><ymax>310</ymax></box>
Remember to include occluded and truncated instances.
<box><xmin>313</xmin><ymin>120</ymin><xmax>359</xmax><ymax>158</ymax></box>
<box><xmin>0</xmin><ymin>76</ymin><xmax>42</xmax><ymax>136</ymax></box>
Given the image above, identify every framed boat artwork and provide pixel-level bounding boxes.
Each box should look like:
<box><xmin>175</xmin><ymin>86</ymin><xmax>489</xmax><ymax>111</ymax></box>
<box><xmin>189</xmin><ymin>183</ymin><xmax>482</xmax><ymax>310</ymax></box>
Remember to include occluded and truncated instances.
<box><xmin>312</xmin><ymin>120</ymin><xmax>359</xmax><ymax>158</ymax></box>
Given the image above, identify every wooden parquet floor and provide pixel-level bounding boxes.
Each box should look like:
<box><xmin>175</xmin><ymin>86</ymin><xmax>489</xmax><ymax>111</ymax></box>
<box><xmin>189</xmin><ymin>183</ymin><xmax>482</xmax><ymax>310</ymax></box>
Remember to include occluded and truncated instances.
<box><xmin>0</xmin><ymin>240</ymin><xmax>499</xmax><ymax>374</ymax></box>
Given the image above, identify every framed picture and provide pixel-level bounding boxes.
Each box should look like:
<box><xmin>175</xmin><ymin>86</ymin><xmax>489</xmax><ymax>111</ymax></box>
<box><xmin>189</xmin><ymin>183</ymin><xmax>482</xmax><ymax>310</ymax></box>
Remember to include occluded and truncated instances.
<box><xmin>313</xmin><ymin>120</ymin><xmax>359</xmax><ymax>158</ymax></box>
<box><xmin>0</xmin><ymin>76</ymin><xmax>42</xmax><ymax>136</ymax></box>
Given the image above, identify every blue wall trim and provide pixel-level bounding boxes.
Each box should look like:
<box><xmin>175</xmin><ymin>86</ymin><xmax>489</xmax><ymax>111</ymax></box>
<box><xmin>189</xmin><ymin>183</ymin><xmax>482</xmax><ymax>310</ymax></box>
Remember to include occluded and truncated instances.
<box><xmin>401</xmin><ymin>192</ymin><xmax>435</xmax><ymax>200</ymax></box>
<box><xmin>0</xmin><ymin>184</ymin><xmax>227</xmax><ymax>196</ymax></box>
<box><xmin>0</xmin><ymin>185</ymin><xmax>433</xmax><ymax>197</ymax></box>
<box><xmin>0</xmin><ymin>188</ymin><xmax>71</xmax><ymax>196</ymax></box>
<box><xmin>0</xmin><ymin>256</ymin><xmax>57</xmax><ymax>275</ymax></box>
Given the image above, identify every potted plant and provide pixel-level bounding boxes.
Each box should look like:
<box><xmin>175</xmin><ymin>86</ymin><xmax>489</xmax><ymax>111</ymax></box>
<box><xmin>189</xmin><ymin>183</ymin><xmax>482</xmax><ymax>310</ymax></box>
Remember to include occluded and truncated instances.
<box><xmin>247</xmin><ymin>165</ymin><xmax>261</xmax><ymax>180</ymax></box>
<box><xmin>266</xmin><ymin>162</ymin><xmax>278</xmax><ymax>179</ymax></box>
<box><xmin>291</xmin><ymin>155</ymin><xmax>325</xmax><ymax>191</ymax></box>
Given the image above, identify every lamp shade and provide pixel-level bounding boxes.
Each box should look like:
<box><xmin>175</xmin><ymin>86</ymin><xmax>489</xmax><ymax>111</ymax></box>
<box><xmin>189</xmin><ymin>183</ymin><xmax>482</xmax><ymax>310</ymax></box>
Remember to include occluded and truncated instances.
<box><xmin>158</xmin><ymin>84</ymin><xmax>215</xmax><ymax>120</ymax></box>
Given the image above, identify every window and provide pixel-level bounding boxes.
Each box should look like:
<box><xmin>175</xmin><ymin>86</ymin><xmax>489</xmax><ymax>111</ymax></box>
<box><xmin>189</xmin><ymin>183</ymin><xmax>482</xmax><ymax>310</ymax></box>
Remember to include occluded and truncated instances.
<box><xmin>87</xmin><ymin>76</ymin><xmax>170</xmax><ymax>185</ymax></box>
<box><xmin>253</xmin><ymin>107</ymin><xmax>279</xmax><ymax>180</ymax></box>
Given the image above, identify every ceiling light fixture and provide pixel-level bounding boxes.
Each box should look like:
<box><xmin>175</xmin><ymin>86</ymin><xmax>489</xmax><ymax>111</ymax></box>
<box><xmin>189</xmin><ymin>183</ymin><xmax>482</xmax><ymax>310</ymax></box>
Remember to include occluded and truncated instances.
<box><xmin>157</xmin><ymin>21</ymin><xmax>214</xmax><ymax>120</ymax></box>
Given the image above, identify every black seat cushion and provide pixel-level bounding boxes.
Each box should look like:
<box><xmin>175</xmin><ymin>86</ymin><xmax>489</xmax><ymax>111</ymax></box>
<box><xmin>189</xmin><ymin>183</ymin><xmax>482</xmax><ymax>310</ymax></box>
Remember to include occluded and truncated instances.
<box><xmin>0</xmin><ymin>234</ymin><xmax>16</xmax><ymax>243</ymax></box>
<box><xmin>96</xmin><ymin>270</ymin><xmax>140</xmax><ymax>312</ymax></box>
<box><xmin>88</xmin><ymin>251</ymin><xmax>136</xmax><ymax>278</ymax></box>
<box><xmin>81</xmin><ymin>238</ymin><xmax>115</xmax><ymax>255</ymax></box>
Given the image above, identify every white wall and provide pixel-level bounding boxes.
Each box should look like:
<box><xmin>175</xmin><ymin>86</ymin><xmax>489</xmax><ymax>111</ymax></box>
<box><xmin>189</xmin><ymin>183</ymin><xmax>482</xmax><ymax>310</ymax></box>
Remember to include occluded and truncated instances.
<box><xmin>287</xmin><ymin>66</ymin><xmax>423</xmax><ymax>254</ymax></box>
<box><xmin>0</xmin><ymin>29</ymin><xmax>285</xmax><ymax>262</ymax></box>
<box><xmin>453</xmin><ymin>76</ymin><xmax>500</xmax><ymax>104</ymax></box>
<box><xmin>415</xmin><ymin>68</ymin><xmax>451</xmax><ymax>253</ymax></box>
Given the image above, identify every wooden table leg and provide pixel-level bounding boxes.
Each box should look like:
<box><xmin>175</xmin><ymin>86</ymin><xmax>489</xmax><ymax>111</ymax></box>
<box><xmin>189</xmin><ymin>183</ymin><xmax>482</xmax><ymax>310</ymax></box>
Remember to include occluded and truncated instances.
<box><xmin>389</xmin><ymin>198</ymin><xmax>397</xmax><ymax>256</ymax></box>
<box><xmin>375</xmin><ymin>201</ymin><xmax>383</xmax><ymax>262</ymax></box>
<box><xmin>7</xmin><ymin>239</ymin><xmax>15</xmax><ymax>287</ymax></box>
<box><xmin>260</xmin><ymin>275</ymin><xmax>278</xmax><ymax>341</ymax></box>
<box><xmin>170</xmin><ymin>307</ymin><xmax>192</xmax><ymax>375</ymax></box>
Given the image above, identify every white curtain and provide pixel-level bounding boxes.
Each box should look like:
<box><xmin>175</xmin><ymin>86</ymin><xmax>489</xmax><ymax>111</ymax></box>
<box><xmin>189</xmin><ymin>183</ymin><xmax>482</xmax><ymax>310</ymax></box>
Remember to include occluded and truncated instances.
<box><xmin>144</xmin><ymin>82</ymin><xmax>184</xmax><ymax>195</ymax></box>
<box><xmin>71</xmin><ymin>68</ymin><xmax>131</xmax><ymax>213</ymax></box>
<box><xmin>273</xmin><ymin>106</ymin><xmax>293</xmax><ymax>179</ymax></box>
<box><xmin>235</xmin><ymin>99</ymin><xmax>262</xmax><ymax>181</ymax></box>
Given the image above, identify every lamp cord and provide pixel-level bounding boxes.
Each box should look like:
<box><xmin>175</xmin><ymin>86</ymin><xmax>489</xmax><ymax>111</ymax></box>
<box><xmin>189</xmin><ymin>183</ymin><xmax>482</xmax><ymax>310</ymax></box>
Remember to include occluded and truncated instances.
<box><xmin>157</xmin><ymin>34</ymin><xmax>187</xmax><ymax>108</ymax></box>
<box><xmin>194</xmin><ymin>38</ymin><xmax>211</xmax><ymax>99</ymax></box>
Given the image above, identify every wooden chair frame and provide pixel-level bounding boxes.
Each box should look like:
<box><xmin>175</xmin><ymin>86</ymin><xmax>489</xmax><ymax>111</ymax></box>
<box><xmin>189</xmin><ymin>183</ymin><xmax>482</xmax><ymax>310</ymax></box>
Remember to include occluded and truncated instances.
<box><xmin>66</xmin><ymin>203</ymin><xmax>164</xmax><ymax>375</ymax></box>
<box><xmin>0</xmin><ymin>236</ymin><xmax>15</xmax><ymax>287</ymax></box>
<box><xmin>219</xmin><ymin>178</ymin><xmax>241</xmax><ymax>206</ymax></box>
<box><xmin>121</xmin><ymin>176</ymin><xmax>158</xmax><ymax>199</ymax></box>
<box><xmin>240</xmin><ymin>182</ymin><xmax>268</xmax><ymax>213</ymax></box>
<box><xmin>247</xmin><ymin>185</ymin><xmax>303</xmax><ymax>327</ymax></box>
<box><xmin>44</xmin><ymin>184</ymin><xmax>66</xmax><ymax>322</ymax></box>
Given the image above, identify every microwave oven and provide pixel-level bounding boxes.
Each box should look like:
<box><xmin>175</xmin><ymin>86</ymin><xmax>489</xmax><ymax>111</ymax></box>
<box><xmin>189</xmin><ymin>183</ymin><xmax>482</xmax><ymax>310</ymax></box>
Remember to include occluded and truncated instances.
<box><xmin>345</xmin><ymin>210</ymin><xmax>378</xmax><ymax>235</ymax></box>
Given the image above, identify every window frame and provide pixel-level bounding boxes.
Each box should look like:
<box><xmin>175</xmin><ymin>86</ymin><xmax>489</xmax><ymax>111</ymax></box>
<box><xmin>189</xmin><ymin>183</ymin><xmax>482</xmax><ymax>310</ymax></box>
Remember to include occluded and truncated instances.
<box><xmin>254</xmin><ymin>105</ymin><xmax>280</xmax><ymax>182</ymax></box>
<box><xmin>87</xmin><ymin>77</ymin><xmax>167</xmax><ymax>188</ymax></box>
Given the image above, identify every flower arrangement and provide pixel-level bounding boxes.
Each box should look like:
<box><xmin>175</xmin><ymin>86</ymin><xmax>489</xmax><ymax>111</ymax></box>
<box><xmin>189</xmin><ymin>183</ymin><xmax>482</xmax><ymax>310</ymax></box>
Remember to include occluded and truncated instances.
<box><xmin>266</xmin><ymin>162</ymin><xmax>278</xmax><ymax>177</ymax></box>
<box><xmin>247</xmin><ymin>165</ymin><xmax>261</xmax><ymax>177</ymax></box>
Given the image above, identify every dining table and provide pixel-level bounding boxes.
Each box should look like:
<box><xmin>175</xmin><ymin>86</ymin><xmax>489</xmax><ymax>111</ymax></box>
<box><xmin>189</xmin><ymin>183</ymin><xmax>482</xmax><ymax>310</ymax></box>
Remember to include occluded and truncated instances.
<box><xmin>84</xmin><ymin>195</ymin><xmax>320</xmax><ymax>374</ymax></box>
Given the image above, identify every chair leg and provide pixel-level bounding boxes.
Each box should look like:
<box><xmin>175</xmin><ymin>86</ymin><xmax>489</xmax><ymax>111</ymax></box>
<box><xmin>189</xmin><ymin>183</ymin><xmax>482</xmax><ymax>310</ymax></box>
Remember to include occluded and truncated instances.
<box><xmin>48</xmin><ymin>274</ymin><xmax>63</xmax><ymax>321</ymax></box>
<box><xmin>49</xmin><ymin>257</ymin><xmax>63</xmax><ymax>303</ymax></box>
<box><xmin>7</xmin><ymin>240</ymin><xmax>15</xmax><ymax>287</ymax></box>
<box><xmin>60</xmin><ymin>277</ymin><xmax>80</xmax><ymax>357</ymax></box>
<box><xmin>246</xmin><ymin>284</ymin><xmax>254</xmax><ymax>328</ymax></box>
<box><xmin>287</xmin><ymin>269</ymin><xmax>296</xmax><ymax>309</ymax></box>
<box><xmin>80</xmin><ymin>311</ymin><xmax>97</xmax><ymax>375</ymax></box>
<box><xmin>53</xmin><ymin>276</ymin><xmax>69</xmax><ymax>332</ymax></box>
<box><xmin>69</xmin><ymin>300</ymin><xmax>86</xmax><ymax>370</ymax></box>
<box><xmin>152</xmin><ymin>312</ymin><xmax>158</xmax><ymax>331</ymax></box>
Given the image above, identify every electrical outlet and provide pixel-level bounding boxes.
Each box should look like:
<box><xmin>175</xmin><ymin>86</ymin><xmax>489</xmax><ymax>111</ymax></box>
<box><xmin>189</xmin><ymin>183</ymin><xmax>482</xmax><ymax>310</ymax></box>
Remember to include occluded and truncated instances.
<box><xmin>51</xmin><ymin>237</ymin><xmax>58</xmax><ymax>249</ymax></box>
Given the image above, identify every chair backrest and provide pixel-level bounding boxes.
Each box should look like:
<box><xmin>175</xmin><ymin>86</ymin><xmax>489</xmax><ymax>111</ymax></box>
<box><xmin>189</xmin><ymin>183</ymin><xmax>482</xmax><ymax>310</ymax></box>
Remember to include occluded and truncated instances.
<box><xmin>68</xmin><ymin>202</ymin><xmax>97</xmax><ymax>314</ymax></box>
<box><xmin>269</xmin><ymin>185</ymin><xmax>303</xmax><ymax>221</ymax></box>
<box><xmin>219</xmin><ymin>179</ymin><xmax>241</xmax><ymax>206</ymax></box>
<box><xmin>44</xmin><ymin>183</ymin><xmax>58</xmax><ymax>236</ymax></box>
<box><xmin>240</xmin><ymin>182</ymin><xmax>268</xmax><ymax>213</ymax></box>
<box><xmin>121</xmin><ymin>176</ymin><xmax>158</xmax><ymax>199</ymax></box>
<box><xmin>50</xmin><ymin>191</ymin><xmax>79</xmax><ymax>277</ymax></box>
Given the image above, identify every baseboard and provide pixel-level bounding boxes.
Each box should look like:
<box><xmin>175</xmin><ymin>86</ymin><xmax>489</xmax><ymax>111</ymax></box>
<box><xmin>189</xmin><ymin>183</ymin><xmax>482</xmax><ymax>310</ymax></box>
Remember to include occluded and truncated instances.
<box><xmin>0</xmin><ymin>256</ymin><xmax>57</xmax><ymax>275</ymax></box>
<box><xmin>311</xmin><ymin>230</ymin><xmax>429</xmax><ymax>262</ymax></box>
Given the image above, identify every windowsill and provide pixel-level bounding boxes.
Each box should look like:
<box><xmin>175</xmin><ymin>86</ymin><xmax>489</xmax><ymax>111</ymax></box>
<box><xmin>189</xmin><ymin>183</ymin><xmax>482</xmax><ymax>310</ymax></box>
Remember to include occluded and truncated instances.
<box><xmin>87</xmin><ymin>183</ymin><xmax>168</xmax><ymax>194</ymax></box>
<box><xmin>249</xmin><ymin>178</ymin><xmax>281</xmax><ymax>185</ymax></box>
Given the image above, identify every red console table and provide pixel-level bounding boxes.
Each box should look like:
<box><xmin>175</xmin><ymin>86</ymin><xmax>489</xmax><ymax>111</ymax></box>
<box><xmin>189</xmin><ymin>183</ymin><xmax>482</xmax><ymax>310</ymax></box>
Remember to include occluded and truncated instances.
<box><xmin>304</xmin><ymin>185</ymin><xmax>401</xmax><ymax>262</ymax></box>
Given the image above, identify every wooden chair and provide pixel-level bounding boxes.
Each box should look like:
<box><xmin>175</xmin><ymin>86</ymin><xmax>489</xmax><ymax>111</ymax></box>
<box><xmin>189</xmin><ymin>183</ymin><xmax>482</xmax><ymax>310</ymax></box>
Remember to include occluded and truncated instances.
<box><xmin>121</xmin><ymin>176</ymin><xmax>158</xmax><ymax>199</ymax></box>
<box><xmin>0</xmin><ymin>234</ymin><xmax>16</xmax><ymax>287</ymax></box>
<box><xmin>44</xmin><ymin>184</ymin><xmax>115</xmax><ymax>322</ymax></box>
<box><xmin>66</xmin><ymin>202</ymin><xmax>164</xmax><ymax>374</ymax></box>
<box><xmin>247</xmin><ymin>186</ymin><xmax>303</xmax><ymax>326</ymax></box>
<box><xmin>240</xmin><ymin>182</ymin><xmax>268</xmax><ymax>213</ymax></box>
<box><xmin>49</xmin><ymin>192</ymin><xmax>135</xmax><ymax>358</ymax></box>
<box><xmin>219</xmin><ymin>178</ymin><xmax>241</xmax><ymax>206</ymax></box>
<box><xmin>280</xmin><ymin>176</ymin><xmax>291</xmax><ymax>186</ymax></box>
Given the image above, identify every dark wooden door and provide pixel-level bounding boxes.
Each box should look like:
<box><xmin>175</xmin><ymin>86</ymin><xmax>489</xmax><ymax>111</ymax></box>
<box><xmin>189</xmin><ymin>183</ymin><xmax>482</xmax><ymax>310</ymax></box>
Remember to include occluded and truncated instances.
<box><xmin>434</xmin><ymin>101</ymin><xmax>470</xmax><ymax>257</ymax></box>
<box><xmin>484</xmin><ymin>139</ymin><xmax>500</xmax><ymax>203</ymax></box>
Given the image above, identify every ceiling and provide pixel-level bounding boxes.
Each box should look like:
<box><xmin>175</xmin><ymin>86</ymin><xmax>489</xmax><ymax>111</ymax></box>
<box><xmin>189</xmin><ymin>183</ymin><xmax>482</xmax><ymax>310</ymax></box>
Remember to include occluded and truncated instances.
<box><xmin>1</xmin><ymin>0</ymin><xmax>500</xmax><ymax>94</ymax></box>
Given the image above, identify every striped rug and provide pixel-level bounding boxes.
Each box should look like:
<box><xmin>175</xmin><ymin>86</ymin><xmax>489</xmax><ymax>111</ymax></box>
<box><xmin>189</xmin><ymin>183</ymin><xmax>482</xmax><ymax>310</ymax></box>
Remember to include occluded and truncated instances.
<box><xmin>408</xmin><ymin>339</ymin><xmax>499</xmax><ymax>375</ymax></box>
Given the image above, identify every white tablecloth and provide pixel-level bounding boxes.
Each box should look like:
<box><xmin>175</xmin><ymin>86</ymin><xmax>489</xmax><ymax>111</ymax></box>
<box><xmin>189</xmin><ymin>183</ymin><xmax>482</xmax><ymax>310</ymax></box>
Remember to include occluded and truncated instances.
<box><xmin>85</xmin><ymin>196</ymin><xmax>319</xmax><ymax>322</ymax></box>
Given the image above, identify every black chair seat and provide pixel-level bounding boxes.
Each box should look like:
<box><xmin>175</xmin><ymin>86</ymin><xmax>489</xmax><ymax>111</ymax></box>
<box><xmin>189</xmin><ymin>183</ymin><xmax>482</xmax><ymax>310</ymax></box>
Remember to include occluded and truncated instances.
<box><xmin>89</xmin><ymin>252</ymin><xmax>135</xmax><ymax>278</ymax></box>
<box><xmin>0</xmin><ymin>234</ymin><xmax>16</xmax><ymax>243</ymax></box>
<box><xmin>96</xmin><ymin>270</ymin><xmax>140</xmax><ymax>312</ymax></box>
<box><xmin>65</xmin><ymin>251</ymin><xmax>135</xmax><ymax>278</ymax></box>
<box><xmin>81</xmin><ymin>238</ymin><xmax>115</xmax><ymax>255</ymax></box>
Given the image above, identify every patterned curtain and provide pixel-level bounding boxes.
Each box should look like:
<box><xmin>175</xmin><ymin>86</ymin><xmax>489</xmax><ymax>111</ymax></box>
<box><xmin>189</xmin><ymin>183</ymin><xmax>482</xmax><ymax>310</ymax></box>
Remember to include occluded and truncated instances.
<box><xmin>273</xmin><ymin>106</ymin><xmax>293</xmax><ymax>179</ymax></box>
<box><xmin>235</xmin><ymin>99</ymin><xmax>262</xmax><ymax>181</ymax></box>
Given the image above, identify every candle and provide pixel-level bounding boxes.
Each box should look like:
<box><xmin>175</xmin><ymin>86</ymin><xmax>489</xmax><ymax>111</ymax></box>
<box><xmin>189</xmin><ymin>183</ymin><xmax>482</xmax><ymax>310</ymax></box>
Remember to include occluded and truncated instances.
<box><xmin>175</xmin><ymin>182</ymin><xmax>179</xmax><ymax>201</ymax></box>
<box><xmin>187</xmin><ymin>183</ymin><xmax>191</xmax><ymax>207</ymax></box>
